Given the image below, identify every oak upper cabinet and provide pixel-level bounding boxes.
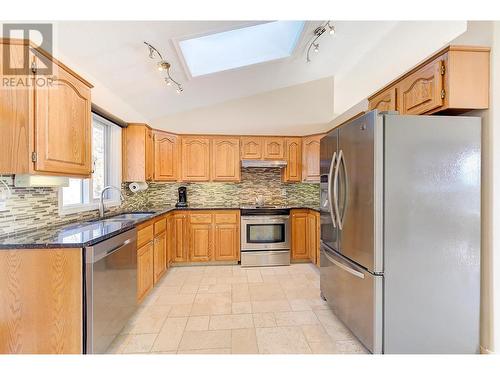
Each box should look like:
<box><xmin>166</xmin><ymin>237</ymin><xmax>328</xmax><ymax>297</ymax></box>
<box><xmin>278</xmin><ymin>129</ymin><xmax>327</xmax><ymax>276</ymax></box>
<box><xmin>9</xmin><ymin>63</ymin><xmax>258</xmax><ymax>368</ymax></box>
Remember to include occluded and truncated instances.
<box><xmin>171</xmin><ymin>212</ymin><xmax>188</xmax><ymax>263</ymax></box>
<box><xmin>122</xmin><ymin>123</ymin><xmax>154</xmax><ymax>182</ymax></box>
<box><xmin>0</xmin><ymin>39</ymin><xmax>93</xmax><ymax>178</ymax></box>
<box><xmin>153</xmin><ymin>131</ymin><xmax>179</xmax><ymax>181</ymax></box>
<box><xmin>368</xmin><ymin>87</ymin><xmax>397</xmax><ymax>112</ymax></box>
<box><xmin>370</xmin><ymin>45</ymin><xmax>490</xmax><ymax>116</ymax></box>
<box><xmin>214</xmin><ymin>211</ymin><xmax>240</xmax><ymax>261</ymax></box>
<box><xmin>181</xmin><ymin>136</ymin><xmax>211</xmax><ymax>181</ymax></box>
<box><xmin>240</xmin><ymin>137</ymin><xmax>263</xmax><ymax>159</ymax></box>
<box><xmin>188</xmin><ymin>213</ymin><xmax>213</xmax><ymax>262</ymax></box>
<box><xmin>291</xmin><ymin>209</ymin><xmax>309</xmax><ymax>260</ymax></box>
<box><xmin>397</xmin><ymin>59</ymin><xmax>444</xmax><ymax>115</ymax></box>
<box><xmin>302</xmin><ymin>135</ymin><xmax>322</xmax><ymax>183</ymax></box>
<box><xmin>284</xmin><ymin>138</ymin><xmax>302</xmax><ymax>182</ymax></box>
<box><xmin>263</xmin><ymin>137</ymin><xmax>285</xmax><ymax>159</ymax></box>
<box><xmin>212</xmin><ymin>137</ymin><xmax>241</xmax><ymax>182</ymax></box>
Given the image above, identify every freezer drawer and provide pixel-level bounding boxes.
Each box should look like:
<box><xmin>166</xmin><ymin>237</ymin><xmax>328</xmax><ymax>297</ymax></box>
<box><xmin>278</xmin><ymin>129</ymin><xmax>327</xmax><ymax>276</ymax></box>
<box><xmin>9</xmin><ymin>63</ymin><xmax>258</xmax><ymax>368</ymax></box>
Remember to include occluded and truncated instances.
<box><xmin>320</xmin><ymin>245</ymin><xmax>382</xmax><ymax>353</ymax></box>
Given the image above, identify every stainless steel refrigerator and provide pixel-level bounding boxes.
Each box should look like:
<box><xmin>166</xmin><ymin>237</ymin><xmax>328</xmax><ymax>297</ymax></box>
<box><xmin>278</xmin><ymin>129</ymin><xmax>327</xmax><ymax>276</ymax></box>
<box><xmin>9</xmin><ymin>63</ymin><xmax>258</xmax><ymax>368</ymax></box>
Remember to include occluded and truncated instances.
<box><xmin>320</xmin><ymin>110</ymin><xmax>481</xmax><ymax>354</ymax></box>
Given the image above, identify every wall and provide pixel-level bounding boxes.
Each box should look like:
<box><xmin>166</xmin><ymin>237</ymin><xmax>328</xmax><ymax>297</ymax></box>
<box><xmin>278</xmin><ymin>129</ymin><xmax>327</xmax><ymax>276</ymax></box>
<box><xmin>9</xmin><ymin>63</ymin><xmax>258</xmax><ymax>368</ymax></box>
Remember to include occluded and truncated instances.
<box><xmin>152</xmin><ymin>77</ymin><xmax>334</xmax><ymax>136</ymax></box>
<box><xmin>0</xmin><ymin>169</ymin><xmax>319</xmax><ymax>237</ymax></box>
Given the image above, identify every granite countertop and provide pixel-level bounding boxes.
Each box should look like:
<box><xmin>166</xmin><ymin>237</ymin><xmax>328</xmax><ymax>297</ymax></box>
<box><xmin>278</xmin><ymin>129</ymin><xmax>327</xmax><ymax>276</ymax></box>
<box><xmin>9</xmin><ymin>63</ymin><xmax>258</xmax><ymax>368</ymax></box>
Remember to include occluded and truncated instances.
<box><xmin>0</xmin><ymin>205</ymin><xmax>319</xmax><ymax>249</ymax></box>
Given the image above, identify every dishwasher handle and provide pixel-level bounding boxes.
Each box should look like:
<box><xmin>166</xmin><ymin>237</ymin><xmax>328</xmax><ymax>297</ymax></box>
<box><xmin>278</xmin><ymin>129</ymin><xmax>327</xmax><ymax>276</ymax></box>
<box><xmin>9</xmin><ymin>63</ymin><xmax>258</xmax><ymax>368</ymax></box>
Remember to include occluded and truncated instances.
<box><xmin>85</xmin><ymin>228</ymin><xmax>137</xmax><ymax>264</ymax></box>
<box><xmin>106</xmin><ymin>239</ymin><xmax>133</xmax><ymax>256</ymax></box>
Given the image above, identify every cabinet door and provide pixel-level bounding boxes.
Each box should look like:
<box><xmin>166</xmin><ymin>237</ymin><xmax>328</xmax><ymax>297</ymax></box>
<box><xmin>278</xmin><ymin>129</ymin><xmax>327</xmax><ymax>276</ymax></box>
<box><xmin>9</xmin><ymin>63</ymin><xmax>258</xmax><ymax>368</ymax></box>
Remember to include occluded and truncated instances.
<box><xmin>240</xmin><ymin>137</ymin><xmax>262</xmax><ymax>159</ymax></box>
<box><xmin>284</xmin><ymin>138</ymin><xmax>302</xmax><ymax>182</ymax></box>
<box><xmin>181</xmin><ymin>137</ymin><xmax>210</xmax><ymax>181</ymax></box>
<box><xmin>145</xmin><ymin>129</ymin><xmax>154</xmax><ymax>181</ymax></box>
<box><xmin>33</xmin><ymin>57</ymin><xmax>91</xmax><ymax>177</ymax></box>
<box><xmin>369</xmin><ymin>87</ymin><xmax>397</xmax><ymax>112</ymax></box>
<box><xmin>214</xmin><ymin>223</ymin><xmax>239</xmax><ymax>261</ymax></box>
<box><xmin>154</xmin><ymin>131</ymin><xmax>178</xmax><ymax>181</ymax></box>
<box><xmin>398</xmin><ymin>59</ymin><xmax>444</xmax><ymax>115</ymax></box>
<box><xmin>153</xmin><ymin>232</ymin><xmax>166</xmax><ymax>284</ymax></box>
<box><xmin>172</xmin><ymin>213</ymin><xmax>188</xmax><ymax>262</ymax></box>
<box><xmin>188</xmin><ymin>223</ymin><xmax>212</xmax><ymax>262</ymax></box>
<box><xmin>291</xmin><ymin>210</ymin><xmax>309</xmax><ymax>260</ymax></box>
<box><xmin>263</xmin><ymin>138</ymin><xmax>285</xmax><ymax>159</ymax></box>
<box><xmin>302</xmin><ymin>135</ymin><xmax>322</xmax><ymax>182</ymax></box>
<box><xmin>307</xmin><ymin>211</ymin><xmax>319</xmax><ymax>264</ymax></box>
<box><xmin>137</xmin><ymin>242</ymin><xmax>154</xmax><ymax>302</ymax></box>
<box><xmin>212</xmin><ymin>137</ymin><xmax>240</xmax><ymax>182</ymax></box>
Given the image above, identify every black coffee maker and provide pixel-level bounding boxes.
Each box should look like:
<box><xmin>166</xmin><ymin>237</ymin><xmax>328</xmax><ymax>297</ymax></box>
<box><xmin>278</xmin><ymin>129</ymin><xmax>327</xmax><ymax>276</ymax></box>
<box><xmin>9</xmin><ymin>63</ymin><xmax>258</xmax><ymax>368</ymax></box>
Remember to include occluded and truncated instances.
<box><xmin>175</xmin><ymin>186</ymin><xmax>188</xmax><ymax>207</ymax></box>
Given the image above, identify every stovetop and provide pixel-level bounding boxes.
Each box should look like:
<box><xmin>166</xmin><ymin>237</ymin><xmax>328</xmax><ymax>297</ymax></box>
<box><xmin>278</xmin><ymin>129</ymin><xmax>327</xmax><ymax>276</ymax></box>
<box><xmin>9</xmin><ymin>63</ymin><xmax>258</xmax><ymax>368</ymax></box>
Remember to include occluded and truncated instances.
<box><xmin>240</xmin><ymin>206</ymin><xmax>291</xmax><ymax>216</ymax></box>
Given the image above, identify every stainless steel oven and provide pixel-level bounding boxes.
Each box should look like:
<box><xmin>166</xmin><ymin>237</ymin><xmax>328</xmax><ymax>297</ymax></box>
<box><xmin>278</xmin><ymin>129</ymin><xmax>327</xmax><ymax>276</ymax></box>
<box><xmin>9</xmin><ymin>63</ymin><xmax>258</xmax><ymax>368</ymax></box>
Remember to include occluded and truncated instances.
<box><xmin>240</xmin><ymin>208</ymin><xmax>290</xmax><ymax>267</ymax></box>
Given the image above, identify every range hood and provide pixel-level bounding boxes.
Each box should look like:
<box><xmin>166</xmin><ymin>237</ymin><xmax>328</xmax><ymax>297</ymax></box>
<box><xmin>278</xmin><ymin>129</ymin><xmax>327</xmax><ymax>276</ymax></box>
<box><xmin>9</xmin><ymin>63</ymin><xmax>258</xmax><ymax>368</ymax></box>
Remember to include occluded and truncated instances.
<box><xmin>241</xmin><ymin>160</ymin><xmax>287</xmax><ymax>168</ymax></box>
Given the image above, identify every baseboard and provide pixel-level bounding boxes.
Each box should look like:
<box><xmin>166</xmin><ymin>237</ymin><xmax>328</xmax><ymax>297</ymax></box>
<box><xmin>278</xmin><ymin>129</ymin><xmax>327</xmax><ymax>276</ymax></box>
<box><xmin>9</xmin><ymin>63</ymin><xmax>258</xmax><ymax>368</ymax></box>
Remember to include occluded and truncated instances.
<box><xmin>480</xmin><ymin>345</ymin><xmax>495</xmax><ymax>354</ymax></box>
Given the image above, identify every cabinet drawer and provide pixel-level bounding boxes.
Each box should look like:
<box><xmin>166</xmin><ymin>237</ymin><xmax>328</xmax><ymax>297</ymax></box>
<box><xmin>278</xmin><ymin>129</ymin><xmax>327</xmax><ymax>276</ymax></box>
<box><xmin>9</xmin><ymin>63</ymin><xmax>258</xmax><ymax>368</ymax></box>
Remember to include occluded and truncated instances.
<box><xmin>189</xmin><ymin>213</ymin><xmax>213</xmax><ymax>224</ymax></box>
<box><xmin>154</xmin><ymin>218</ymin><xmax>166</xmax><ymax>235</ymax></box>
<box><xmin>214</xmin><ymin>212</ymin><xmax>239</xmax><ymax>224</ymax></box>
<box><xmin>137</xmin><ymin>224</ymin><xmax>153</xmax><ymax>247</ymax></box>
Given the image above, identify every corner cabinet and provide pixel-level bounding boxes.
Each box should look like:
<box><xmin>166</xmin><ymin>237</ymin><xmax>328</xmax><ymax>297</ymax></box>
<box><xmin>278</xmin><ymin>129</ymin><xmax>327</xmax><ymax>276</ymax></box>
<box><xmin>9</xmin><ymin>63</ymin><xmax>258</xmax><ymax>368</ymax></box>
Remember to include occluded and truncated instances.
<box><xmin>153</xmin><ymin>131</ymin><xmax>179</xmax><ymax>181</ymax></box>
<box><xmin>211</xmin><ymin>137</ymin><xmax>240</xmax><ymax>182</ymax></box>
<box><xmin>0</xmin><ymin>39</ymin><xmax>93</xmax><ymax>177</ymax></box>
<box><xmin>369</xmin><ymin>45</ymin><xmax>490</xmax><ymax>115</ymax></box>
<box><xmin>181</xmin><ymin>137</ymin><xmax>211</xmax><ymax>181</ymax></box>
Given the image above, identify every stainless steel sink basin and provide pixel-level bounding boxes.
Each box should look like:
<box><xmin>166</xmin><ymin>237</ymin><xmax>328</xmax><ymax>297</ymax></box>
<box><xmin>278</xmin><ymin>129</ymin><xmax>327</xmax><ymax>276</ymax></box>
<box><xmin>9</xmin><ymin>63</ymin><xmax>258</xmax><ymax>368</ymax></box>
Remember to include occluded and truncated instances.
<box><xmin>109</xmin><ymin>212</ymin><xmax>155</xmax><ymax>221</ymax></box>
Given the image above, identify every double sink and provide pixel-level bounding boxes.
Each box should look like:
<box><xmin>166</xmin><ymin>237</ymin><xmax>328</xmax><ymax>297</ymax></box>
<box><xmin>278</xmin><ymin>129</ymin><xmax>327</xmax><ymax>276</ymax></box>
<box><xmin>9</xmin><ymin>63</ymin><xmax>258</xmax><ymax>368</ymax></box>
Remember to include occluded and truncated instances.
<box><xmin>87</xmin><ymin>212</ymin><xmax>157</xmax><ymax>225</ymax></box>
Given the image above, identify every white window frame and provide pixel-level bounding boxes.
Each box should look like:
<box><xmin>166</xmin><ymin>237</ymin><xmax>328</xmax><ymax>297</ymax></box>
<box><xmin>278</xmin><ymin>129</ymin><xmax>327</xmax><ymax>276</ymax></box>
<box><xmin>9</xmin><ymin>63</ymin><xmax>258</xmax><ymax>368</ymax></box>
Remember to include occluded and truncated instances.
<box><xmin>58</xmin><ymin>113</ymin><xmax>122</xmax><ymax>215</ymax></box>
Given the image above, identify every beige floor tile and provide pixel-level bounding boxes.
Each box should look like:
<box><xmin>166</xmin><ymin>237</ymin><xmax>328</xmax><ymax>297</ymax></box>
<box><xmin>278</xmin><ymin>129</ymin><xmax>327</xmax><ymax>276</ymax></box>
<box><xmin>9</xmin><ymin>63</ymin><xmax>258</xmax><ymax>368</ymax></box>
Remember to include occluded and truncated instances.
<box><xmin>178</xmin><ymin>330</ymin><xmax>231</xmax><ymax>350</ymax></box>
<box><xmin>122</xmin><ymin>334</ymin><xmax>157</xmax><ymax>354</ymax></box>
<box><xmin>335</xmin><ymin>339</ymin><xmax>368</xmax><ymax>354</ymax></box>
<box><xmin>256</xmin><ymin>326</ymin><xmax>312</xmax><ymax>354</ymax></box>
<box><xmin>106</xmin><ymin>334</ymin><xmax>130</xmax><ymax>354</ymax></box>
<box><xmin>179</xmin><ymin>284</ymin><xmax>199</xmax><ymax>294</ymax></box>
<box><xmin>231</xmin><ymin>328</ymin><xmax>258</xmax><ymax>354</ymax></box>
<box><xmin>168</xmin><ymin>304</ymin><xmax>193</xmax><ymax>317</ymax></box>
<box><xmin>252</xmin><ymin>313</ymin><xmax>277</xmax><ymax>328</ymax></box>
<box><xmin>301</xmin><ymin>324</ymin><xmax>332</xmax><ymax>343</ymax></box>
<box><xmin>209</xmin><ymin>314</ymin><xmax>254</xmax><ymax>330</ymax></box>
<box><xmin>288</xmin><ymin>299</ymin><xmax>313</xmax><ymax>311</ymax></box>
<box><xmin>274</xmin><ymin>311</ymin><xmax>320</xmax><ymax>326</ymax></box>
<box><xmin>246</xmin><ymin>269</ymin><xmax>263</xmax><ymax>283</ymax></box>
<box><xmin>249</xmin><ymin>283</ymin><xmax>286</xmax><ymax>301</ymax></box>
<box><xmin>191</xmin><ymin>302</ymin><xmax>232</xmax><ymax>316</ymax></box>
<box><xmin>232</xmin><ymin>301</ymin><xmax>252</xmax><ymax>314</ymax></box>
<box><xmin>177</xmin><ymin>348</ymin><xmax>232</xmax><ymax>354</ymax></box>
<box><xmin>156</xmin><ymin>285</ymin><xmax>182</xmax><ymax>295</ymax></box>
<box><xmin>151</xmin><ymin>317</ymin><xmax>187</xmax><ymax>352</ymax></box>
<box><xmin>232</xmin><ymin>268</ymin><xmax>248</xmax><ymax>278</ymax></box>
<box><xmin>198</xmin><ymin>283</ymin><xmax>232</xmax><ymax>294</ymax></box>
<box><xmin>285</xmin><ymin>287</ymin><xmax>320</xmax><ymax>300</ymax></box>
<box><xmin>232</xmin><ymin>284</ymin><xmax>251</xmax><ymax>302</ymax></box>
<box><xmin>156</xmin><ymin>293</ymin><xmax>196</xmax><ymax>306</ymax></box>
<box><xmin>185</xmin><ymin>315</ymin><xmax>209</xmax><ymax>331</ymax></box>
<box><xmin>121</xmin><ymin>305</ymin><xmax>171</xmax><ymax>334</ymax></box>
<box><xmin>200</xmin><ymin>276</ymin><xmax>217</xmax><ymax>285</ymax></box>
<box><xmin>216</xmin><ymin>276</ymin><xmax>248</xmax><ymax>284</ymax></box>
<box><xmin>308</xmin><ymin>341</ymin><xmax>338</xmax><ymax>354</ymax></box>
<box><xmin>251</xmin><ymin>300</ymin><xmax>291</xmax><ymax>313</ymax></box>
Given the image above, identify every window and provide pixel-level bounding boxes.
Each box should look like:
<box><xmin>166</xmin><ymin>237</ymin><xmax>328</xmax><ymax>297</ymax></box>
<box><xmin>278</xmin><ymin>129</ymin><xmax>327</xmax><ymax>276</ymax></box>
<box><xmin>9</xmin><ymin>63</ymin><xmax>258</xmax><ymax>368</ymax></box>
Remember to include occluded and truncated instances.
<box><xmin>178</xmin><ymin>21</ymin><xmax>305</xmax><ymax>77</ymax></box>
<box><xmin>60</xmin><ymin>113</ymin><xmax>122</xmax><ymax>214</ymax></box>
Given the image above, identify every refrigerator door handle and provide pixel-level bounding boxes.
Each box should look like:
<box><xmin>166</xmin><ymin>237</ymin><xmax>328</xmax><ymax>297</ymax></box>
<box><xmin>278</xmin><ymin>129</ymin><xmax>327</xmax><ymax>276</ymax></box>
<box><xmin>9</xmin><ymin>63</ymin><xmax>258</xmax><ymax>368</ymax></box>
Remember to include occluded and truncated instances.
<box><xmin>324</xmin><ymin>249</ymin><xmax>365</xmax><ymax>279</ymax></box>
<box><xmin>327</xmin><ymin>151</ymin><xmax>337</xmax><ymax>229</ymax></box>
<box><xmin>340</xmin><ymin>150</ymin><xmax>349</xmax><ymax>228</ymax></box>
<box><xmin>333</xmin><ymin>149</ymin><xmax>343</xmax><ymax>229</ymax></box>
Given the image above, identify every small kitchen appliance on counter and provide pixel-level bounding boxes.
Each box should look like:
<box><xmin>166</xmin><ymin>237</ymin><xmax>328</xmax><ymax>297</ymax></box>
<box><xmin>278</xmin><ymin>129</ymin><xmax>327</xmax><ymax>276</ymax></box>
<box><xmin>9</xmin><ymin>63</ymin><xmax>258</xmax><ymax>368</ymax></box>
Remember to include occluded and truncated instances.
<box><xmin>175</xmin><ymin>186</ymin><xmax>188</xmax><ymax>207</ymax></box>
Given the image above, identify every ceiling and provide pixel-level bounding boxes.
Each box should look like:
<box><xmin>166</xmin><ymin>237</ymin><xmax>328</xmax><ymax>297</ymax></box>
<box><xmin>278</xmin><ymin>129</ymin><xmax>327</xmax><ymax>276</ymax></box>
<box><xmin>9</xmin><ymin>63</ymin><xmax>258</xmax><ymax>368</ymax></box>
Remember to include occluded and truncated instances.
<box><xmin>51</xmin><ymin>21</ymin><xmax>399</xmax><ymax>125</ymax></box>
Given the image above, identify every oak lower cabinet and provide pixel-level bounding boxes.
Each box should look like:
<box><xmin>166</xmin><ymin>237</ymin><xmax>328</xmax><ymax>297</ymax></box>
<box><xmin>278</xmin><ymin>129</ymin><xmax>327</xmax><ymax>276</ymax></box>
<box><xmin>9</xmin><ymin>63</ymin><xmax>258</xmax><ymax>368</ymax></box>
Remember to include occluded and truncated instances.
<box><xmin>302</xmin><ymin>135</ymin><xmax>322</xmax><ymax>183</ymax></box>
<box><xmin>283</xmin><ymin>138</ymin><xmax>302</xmax><ymax>182</ymax></box>
<box><xmin>170</xmin><ymin>211</ymin><xmax>189</xmax><ymax>263</ymax></box>
<box><xmin>0</xmin><ymin>248</ymin><xmax>83</xmax><ymax>354</ymax></box>
<box><xmin>122</xmin><ymin>123</ymin><xmax>154</xmax><ymax>182</ymax></box>
<box><xmin>181</xmin><ymin>137</ymin><xmax>211</xmax><ymax>181</ymax></box>
<box><xmin>214</xmin><ymin>212</ymin><xmax>240</xmax><ymax>261</ymax></box>
<box><xmin>153</xmin><ymin>131</ymin><xmax>179</xmax><ymax>181</ymax></box>
<box><xmin>291</xmin><ymin>209</ymin><xmax>319</xmax><ymax>263</ymax></box>
<box><xmin>0</xmin><ymin>39</ymin><xmax>93</xmax><ymax>177</ymax></box>
<box><xmin>153</xmin><ymin>217</ymin><xmax>167</xmax><ymax>283</ymax></box>
<box><xmin>188</xmin><ymin>213</ymin><xmax>213</xmax><ymax>262</ymax></box>
<box><xmin>137</xmin><ymin>241</ymin><xmax>154</xmax><ymax>302</ymax></box>
<box><xmin>211</xmin><ymin>137</ymin><xmax>241</xmax><ymax>182</ymax></box>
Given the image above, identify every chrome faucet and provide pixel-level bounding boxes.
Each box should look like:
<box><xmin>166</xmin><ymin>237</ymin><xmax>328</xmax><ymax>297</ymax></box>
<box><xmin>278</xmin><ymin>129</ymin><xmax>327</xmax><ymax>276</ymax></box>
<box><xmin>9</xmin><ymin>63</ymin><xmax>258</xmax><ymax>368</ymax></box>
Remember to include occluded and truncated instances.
<box><xmin>99</xmin><ymin>185</ymin><xmax>125</xmax><ymax>218</ymax></box>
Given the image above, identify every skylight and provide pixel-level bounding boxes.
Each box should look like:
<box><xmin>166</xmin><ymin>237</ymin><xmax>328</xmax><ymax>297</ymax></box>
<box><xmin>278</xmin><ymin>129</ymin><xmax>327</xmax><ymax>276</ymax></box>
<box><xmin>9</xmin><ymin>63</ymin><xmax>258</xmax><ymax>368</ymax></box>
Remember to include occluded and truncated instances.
<box><xmin>178</xmin><ymin>21</ymin><xmax>305</xmax><ymax>77</ymax></box>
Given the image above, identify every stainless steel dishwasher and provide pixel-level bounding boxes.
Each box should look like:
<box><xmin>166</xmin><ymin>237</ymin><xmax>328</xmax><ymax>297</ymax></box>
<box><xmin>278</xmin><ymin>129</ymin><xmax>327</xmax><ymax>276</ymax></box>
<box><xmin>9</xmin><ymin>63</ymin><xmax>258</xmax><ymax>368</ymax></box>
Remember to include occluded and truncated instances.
<box><xmin>84</xmin><ymin>228</ymin><xmax>137</xmax><ymax>354</ymax></box>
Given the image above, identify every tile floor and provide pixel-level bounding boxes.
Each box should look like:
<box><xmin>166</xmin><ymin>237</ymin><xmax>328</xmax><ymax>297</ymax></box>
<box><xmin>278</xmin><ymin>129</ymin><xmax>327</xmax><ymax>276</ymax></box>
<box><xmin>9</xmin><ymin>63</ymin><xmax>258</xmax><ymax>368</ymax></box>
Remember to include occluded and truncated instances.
<box><xmin>107</xmin><ymin>263</ymin><xmax>368</xmax><ymax>354</ymax></box>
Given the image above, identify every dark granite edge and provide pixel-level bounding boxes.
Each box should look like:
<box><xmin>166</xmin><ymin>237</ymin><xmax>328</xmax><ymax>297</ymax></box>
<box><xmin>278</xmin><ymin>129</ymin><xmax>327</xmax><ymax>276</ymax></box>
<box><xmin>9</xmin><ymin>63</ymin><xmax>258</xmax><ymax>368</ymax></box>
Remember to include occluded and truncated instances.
<box><xmin>0</xmin><ymin>206</ymin><xmax>319</xmax><ymax>249</ymax></box>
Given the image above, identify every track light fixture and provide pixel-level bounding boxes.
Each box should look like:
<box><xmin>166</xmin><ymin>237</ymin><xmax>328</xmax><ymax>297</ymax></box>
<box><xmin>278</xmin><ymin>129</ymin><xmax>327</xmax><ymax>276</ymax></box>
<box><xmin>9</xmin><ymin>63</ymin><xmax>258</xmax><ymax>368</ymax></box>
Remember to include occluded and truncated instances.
<box><xmin>144</xmin><ymin>42</ymin><xmax>183</xmax><ymax>93</ymax></box>
<box><xmin>306</xmin><ymin>21</ymin><xmax>335</xmax><ymax>62</ymax></box>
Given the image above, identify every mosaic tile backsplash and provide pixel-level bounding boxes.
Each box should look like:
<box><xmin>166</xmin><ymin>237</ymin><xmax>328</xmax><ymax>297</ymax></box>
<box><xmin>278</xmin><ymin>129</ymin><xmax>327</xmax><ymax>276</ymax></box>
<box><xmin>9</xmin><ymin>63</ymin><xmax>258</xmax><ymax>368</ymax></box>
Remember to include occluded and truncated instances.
<box><xmin>0</xmin><ymin>168</ymin><xmax>319</xmax><ymax>237</ymax></box>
